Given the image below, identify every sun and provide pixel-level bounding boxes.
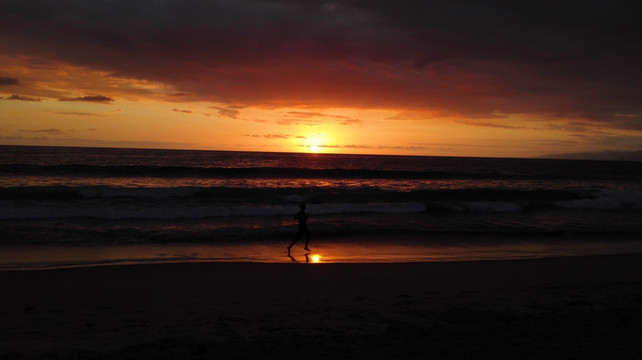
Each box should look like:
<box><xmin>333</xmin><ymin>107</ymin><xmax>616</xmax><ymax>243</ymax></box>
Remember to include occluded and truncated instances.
<box><xmin>301</xmin><ymin>131</ymin><xmax>330</xmax><ymax>153</ymax></box>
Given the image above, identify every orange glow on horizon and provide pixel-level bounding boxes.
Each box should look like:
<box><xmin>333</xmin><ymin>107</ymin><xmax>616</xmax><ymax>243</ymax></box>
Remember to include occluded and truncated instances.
<box><xmin>2</xmin><ymin>52</ymin><xmax>639</xmax><ymax>158</ymax></box>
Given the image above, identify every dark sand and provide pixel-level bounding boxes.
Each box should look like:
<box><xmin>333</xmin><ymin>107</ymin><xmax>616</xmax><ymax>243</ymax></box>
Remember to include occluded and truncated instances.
<box><xmin>2</xmin><ymin>255</ymin><xmax>642</xmax><ymax>359</ymax></box>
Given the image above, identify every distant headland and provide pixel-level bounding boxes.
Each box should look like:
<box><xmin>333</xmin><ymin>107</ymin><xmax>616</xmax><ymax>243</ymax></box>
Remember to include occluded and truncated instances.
<box><xmin>538</xmin><ymin>150</ymin><xmax>642</xmax><ymax>162</ymax></box>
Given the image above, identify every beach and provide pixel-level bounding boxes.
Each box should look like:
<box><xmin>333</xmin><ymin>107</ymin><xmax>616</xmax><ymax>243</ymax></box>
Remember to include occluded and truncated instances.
<box><xmin>3</xmin><ymin>254</ymin><xmax>642</xmax><ymax>359</ymax></box>
<box><xmin>2</xmin><ymin>147</ymin><xmax>642</xmax><ymax>358</ymax></box>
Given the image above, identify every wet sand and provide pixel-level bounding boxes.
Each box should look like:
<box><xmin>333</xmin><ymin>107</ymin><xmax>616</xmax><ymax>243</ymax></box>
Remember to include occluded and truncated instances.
<box><xmin>4</xmin><ymin>235</ymin><xmax>642</xmax><ymax>269</ymax></box>
<box><xmin>2</xmin><ymin>255</ymin><xmax>642</xmax><ymax>359</ymax></box>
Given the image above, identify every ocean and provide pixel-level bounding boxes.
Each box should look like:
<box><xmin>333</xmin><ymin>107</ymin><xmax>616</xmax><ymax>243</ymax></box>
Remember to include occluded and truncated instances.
<box><xmin>1</xmin><ymin>145</ymin><xmax>641</xmax><ymax>268</ymax></box>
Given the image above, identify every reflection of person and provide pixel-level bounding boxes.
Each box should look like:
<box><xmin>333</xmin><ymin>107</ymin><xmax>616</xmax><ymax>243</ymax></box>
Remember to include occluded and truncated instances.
<box><xmin>287</xmin><ymin>203</ymin><xmax>310</xmax><ymax>254</ymax></box>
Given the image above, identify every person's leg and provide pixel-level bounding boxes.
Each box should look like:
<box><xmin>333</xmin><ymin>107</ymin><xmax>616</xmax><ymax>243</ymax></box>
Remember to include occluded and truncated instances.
<box><xmin>288</xmin><ymin>234</ymin><xmax>300</xmax><ymax>254</ymax></box>
<box><xmin>304</xmin><ymin>229</ymin><xmax>310</xmax><ymax>251</ymax></box>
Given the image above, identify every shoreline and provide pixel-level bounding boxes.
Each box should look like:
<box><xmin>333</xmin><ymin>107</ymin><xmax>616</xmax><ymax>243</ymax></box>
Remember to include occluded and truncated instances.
<box><xmin>3</xmin><ymin>234</ymin><xmax>642</xmax><ymax>271</ymax></box>
<box><xmin>2</xmin><ymin>254</ymin><xmax>642</xmax><ymax>358</ymax></box>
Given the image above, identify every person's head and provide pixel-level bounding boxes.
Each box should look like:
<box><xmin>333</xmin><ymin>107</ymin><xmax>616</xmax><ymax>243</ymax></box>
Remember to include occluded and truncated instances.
<box><xmin>300</xmin><ymin>203</ymin><xmax>306</xmax><ymax>210</ymax></box>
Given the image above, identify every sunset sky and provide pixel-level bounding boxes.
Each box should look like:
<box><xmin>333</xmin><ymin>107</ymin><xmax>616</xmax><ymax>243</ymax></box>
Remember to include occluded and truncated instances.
<box><xmin>1</xmin><ymin>1</ymin><xmax>640</xmax><ymax>157</ymax></box>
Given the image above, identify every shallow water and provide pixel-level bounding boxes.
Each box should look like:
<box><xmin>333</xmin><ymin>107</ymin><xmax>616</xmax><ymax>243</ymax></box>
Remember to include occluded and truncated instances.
<box><xmin>3</xmin><ymin>235</ymin><xmax>642</xmax><ymax>270</ymax></box>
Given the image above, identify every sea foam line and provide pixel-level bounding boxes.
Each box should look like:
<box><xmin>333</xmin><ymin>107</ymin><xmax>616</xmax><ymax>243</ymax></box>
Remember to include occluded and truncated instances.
<box><xmin>0</xmin><ymin>201</ymin><xmax>428</xmax><ymax>220</ymax></box>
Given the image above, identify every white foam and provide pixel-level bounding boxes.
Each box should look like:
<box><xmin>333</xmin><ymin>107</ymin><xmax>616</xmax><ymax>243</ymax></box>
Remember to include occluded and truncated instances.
<box><xmin>314</xmin><ymin>202</ymin><xmax>426</xmax><ymax>215</ymax></box>
<box><xmin>0</xmin><ymin>201</ymin><xmax>427</xmax><ymax>220</ymax></box>
<box><xmin>77</xmin><ymin>186</ymin><xmax>196</xmax><ymax>198</ymax></box>
<box><xmin>556</xmin><ymin>190</ymin><xmax>642</xmax><ymax>210</ymax></box>
<box><xmin>438</xmin><ymin>201</ymin><xmax>523</xmax><ymax>213</ymax></box>
<box><xmin>279</xmin><ymin>194</ymin><xmax>307</xmax><ymax>203</ymax></box>
<box><xmin>470</xmin><ymin>202</ymin><xmax>522</xmax><ymax>213</ymax></box>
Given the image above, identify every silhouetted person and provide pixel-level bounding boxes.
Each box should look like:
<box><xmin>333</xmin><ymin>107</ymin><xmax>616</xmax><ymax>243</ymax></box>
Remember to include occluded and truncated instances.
<box><xmin>287</xmin><ymin>203</ymin><xmax>310</xmax><ymax>254</ymax></box>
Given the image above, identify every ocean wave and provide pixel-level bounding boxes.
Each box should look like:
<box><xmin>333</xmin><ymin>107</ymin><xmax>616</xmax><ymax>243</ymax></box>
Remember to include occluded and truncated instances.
<box><xmin>426</xmin><ymin>190</ymin><xmax>642</xmax><ymax>213</ymax></box>
<box><xmin>555</xmin><ymin>190</ymin><xmax>642</xmax><ymax>210</ymax></box>
<box><xmin>0</xmin><ymin>185</ymin><xmax>598</xmax><ymax>201</ymax></box>
<box><xmin>1</xmin><ymin>181</ymin><xmax>640</xmax><ymax>221</ymax></box>
<box><xmin>0</xmin><ymin>201</ymin><xmax>428</xmax><ymax>220</ymax></box>
<box><xmin>2</xmin><ymin>163</ymin><xmax>637</xmax><ymax>181</ymax></box>
<box><xmin>426</xmin><ymin>201</ymin><xmax>524</xmax><ymax>213</ymax></box>
<box><xmin>1</xmin><ymin>190</ymin><xmax>640</xmax><ymax>220</ymax></box>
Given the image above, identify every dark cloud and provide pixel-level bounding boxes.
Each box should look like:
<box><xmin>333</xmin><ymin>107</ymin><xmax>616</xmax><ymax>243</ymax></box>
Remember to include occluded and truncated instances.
<box><xmin>50</xmin><ymin>111</ymin><xmax>105</xmax><ymax>117</ymax></box>
<box><xmin>0</xmin><ymin>76</ymin><xmax>20</xmax><ymax>86</ymax></box>
<box><xmin>19</xmin><ymin>128</ymin><xmax>63</xmax><ymax>135</ymax></box>
<box><xmin>538</xmin><ymin>121</ymin><xmax>612</xmax><ymax>135</ymax></box>
<box><xmin>244</xmin><ymin>133</ymin><xmax>295</xmax><ymax>140</ymax></box>
<box><xmin>378</xmin><ymin>145</ymin><xmax>427</xmax><ymax>151</ymax></box>
<box><xmin>456</xmin><ymin>121</ymin><xmax>525</xmax><ymax>130</ymax></box>
<box><xmin>287</xmin><ymin>111</ymin><xmax>350</xmax><ymax>119</ymax></box>
<box><xmin>59</xmin><ymin>95</ymin><xmax>114</xmax><ymax>103</ymax></box>
<box><xmin>612</xmin><ymin>114</ymin><xmax>642</xmax><ymax>131</ymax></box>
<box><xmin>172</xmin><ymin>108</ymin><xmax>193</xmax><ymax>113</ymax></box>
<box><xmin>6</xmin><ymin>94</ymin><xmax>41</xmax><ymax>102</ymax></box>
<box><xmin>277</xmin><ymin>118</ymin><xmax>324</xmax><ymax>126</ymax></box>
<box><xmin>210</xmin><ymin>106</ymin><xmax>240</xmax><ymax>119</ymax></box>
<box><xmin>341</xmin><ymin>144</ymin><xmax>371</xmax><ymax>149</ymax></box>
<box><xmin>1</xmin><ymin>1</ymin><xmax>640</xmax><ymax>126</ymax></box>
<box><xmin>264</xmin><ymin>134</ymin><xmax>292</xmax><ymax>139</ymax></box>
<box><xmin>279</xmin><ymin>111</ymin><xmax>360</xmax><ymax>126</ymax></box>
<box><xmin>385</xmin><ymin>112</ymin><xmax>448</xmax><ymax>121</ymax></box>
